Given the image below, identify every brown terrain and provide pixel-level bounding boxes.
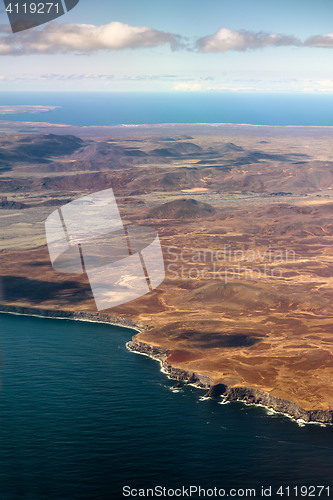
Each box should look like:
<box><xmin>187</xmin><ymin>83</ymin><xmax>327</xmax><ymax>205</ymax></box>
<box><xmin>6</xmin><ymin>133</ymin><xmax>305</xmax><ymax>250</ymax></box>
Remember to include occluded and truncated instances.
<box><xmin>1</xmin><ymin>121</ymin><xmax>333</xmax><ymax>415</ymax></box>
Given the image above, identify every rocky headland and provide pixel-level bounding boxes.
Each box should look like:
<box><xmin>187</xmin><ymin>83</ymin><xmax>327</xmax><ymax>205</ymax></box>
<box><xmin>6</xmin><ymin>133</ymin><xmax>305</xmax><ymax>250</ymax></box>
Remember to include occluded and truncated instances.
<box><xmin>127</xmin><ymin>340</ymin><xmax>333</xmax><ymax>425</ymax></box>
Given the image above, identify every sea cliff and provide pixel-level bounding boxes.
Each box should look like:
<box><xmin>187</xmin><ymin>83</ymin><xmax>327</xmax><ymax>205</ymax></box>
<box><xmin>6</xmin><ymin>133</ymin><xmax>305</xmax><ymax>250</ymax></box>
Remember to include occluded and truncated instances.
<box><xmin>1</xmin><ymin>304</ymin><xmax>332</xmax><ymax>424</ymax></box>
<box><xmin>127</xmin><ymin>340</ymin><xmax>333</xmax><ymax>425</ymax></box>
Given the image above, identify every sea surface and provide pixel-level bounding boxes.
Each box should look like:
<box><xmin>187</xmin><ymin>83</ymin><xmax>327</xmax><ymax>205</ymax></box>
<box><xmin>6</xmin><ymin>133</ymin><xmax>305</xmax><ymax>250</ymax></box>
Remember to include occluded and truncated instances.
<box><xmin>1</xmin><ymin>92</ymin><xmax>333</xmax><ymax>127</ymax></box>
<box><xmin>0</xmin><ymin>314</ymin><xmax>332</xmax><ymax>500</ymax></box>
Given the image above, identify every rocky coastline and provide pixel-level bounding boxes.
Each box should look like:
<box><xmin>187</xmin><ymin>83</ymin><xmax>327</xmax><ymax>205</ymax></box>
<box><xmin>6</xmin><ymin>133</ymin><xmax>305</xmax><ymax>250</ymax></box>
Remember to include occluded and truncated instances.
<box><xmin>1</xmin><ymin>304</ymin><xmax>332</xmax><ymax>425</ymax></box>
<box><xmin>127</xmin><ymin>340</ymin><xmax>333</xmax><ymax>425</ymax></box>
<box><xmin>0</xmin><ymin>304</ymin><xmax>145</xmax><ymax>332</ymax></box>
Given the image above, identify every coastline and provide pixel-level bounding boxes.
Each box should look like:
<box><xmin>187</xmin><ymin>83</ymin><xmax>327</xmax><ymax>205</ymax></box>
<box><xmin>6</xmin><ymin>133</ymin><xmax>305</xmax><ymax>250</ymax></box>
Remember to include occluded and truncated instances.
<box><xmin>0</xmin><ymin>304</ymin><xmax>145</xmax><ymax>333</ymax></box>
<box><xmin>1</xmin><ymin>304</ymin><xmax>332</xmax><ymax>425</ymax></box>
<box><xmin>126</xmin><ymin>340</ymin><xmax>333</xmax><ymax>425</ymax></box>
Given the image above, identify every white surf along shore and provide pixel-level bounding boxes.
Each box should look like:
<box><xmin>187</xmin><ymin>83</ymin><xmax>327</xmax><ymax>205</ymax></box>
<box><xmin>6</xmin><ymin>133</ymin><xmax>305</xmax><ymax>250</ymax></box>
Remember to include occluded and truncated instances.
<box><xmin>0</xmin><ymin>304</ymin><xmax>332</xmax><ymax>426</ymax></box>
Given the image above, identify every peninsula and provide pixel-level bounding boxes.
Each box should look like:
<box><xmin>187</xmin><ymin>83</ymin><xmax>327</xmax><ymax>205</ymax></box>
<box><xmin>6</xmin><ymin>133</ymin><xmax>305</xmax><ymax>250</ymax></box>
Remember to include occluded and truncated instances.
<box><xmin>0</xmin><ymin>105</ymin><xmax>58</xmax><ymax>115</ymax></box>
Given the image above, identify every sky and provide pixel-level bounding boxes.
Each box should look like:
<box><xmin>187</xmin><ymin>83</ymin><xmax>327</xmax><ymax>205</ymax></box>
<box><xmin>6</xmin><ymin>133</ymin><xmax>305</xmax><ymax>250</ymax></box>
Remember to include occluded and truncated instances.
<box><xmin>1</xmin><ymin>0</ymin><xmax>333</xmax><ymax>92</ymax></box>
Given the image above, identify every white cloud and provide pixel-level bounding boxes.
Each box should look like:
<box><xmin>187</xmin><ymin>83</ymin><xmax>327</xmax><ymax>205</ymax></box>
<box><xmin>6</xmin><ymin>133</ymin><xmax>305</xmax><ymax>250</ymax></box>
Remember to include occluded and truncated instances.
<box><xmin>196</xmin><ymin>27</ymin><xmax>301</xmax><ymax>52</ymax></box>
<box><xmin>0</xmin><ymin>21</ymin><xmax>184</xmax><ymax>54</ymax></box>
<box><xmin>305</xmin><ymin>33</ymin><xmax>333</xmax><ymax>48</ymax></box>
<box><xmin>173</xmin><ymin>81</ymin><xmax>204</xmax><ymax>91</ymax></box>
<box><xmin>39</xmin><ymin>73</ymin><xmax>115</xmax><ymax>80</ymax></box>
<box><xmin>171</xmin><ymin>78</ymin><xmax>333</xmax><ymax>94</ymax></box>
<box><xmin>307</xmin><ymin>79</ymin><xmax>333</xmax><ymax>92</ymax></box>
<box><xmin>0</xmin><ymin>43</ymin><xmax>13</xmax><ymax>54</ymax></box>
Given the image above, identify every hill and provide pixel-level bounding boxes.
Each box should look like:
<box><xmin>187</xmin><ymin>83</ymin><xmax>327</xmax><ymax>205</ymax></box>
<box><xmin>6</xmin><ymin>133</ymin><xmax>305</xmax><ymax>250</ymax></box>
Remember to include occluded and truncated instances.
<box><xmin>148</xmin><ymin>198</ymin><xmax>215</xmax><ymax>219</ymax></box>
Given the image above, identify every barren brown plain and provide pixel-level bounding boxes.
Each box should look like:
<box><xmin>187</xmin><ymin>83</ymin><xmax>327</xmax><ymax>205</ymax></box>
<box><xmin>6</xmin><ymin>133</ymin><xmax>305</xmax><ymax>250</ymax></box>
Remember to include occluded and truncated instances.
<box><xmin>1</xmin><ymin>121</ymin><xmax>333</xmax><ymax>412</ymax></box>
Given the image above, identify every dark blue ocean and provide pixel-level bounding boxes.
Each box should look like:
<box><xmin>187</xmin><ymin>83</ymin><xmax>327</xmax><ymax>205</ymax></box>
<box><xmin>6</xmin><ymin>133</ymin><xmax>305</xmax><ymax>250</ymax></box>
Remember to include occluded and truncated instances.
<box><xmin>0</xmin><ymin>314</ymin><xmax>332</xmax><ymax>500</ymax></box>
<box><xmin>1</xmin><ymin>92</ymin><xmax>333</xmax><ymax>127</ymax></box>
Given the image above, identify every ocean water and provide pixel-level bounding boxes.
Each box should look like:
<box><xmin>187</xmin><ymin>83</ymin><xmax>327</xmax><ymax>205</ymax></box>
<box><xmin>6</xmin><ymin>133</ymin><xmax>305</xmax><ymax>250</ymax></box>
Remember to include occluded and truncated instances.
<box><xmin>0</xmin><ymin>313</ymin><xmax>332</xmax><ymax>500</ymax></box>
<box><xmin>1</xmin><ymin>92</ymin><xmax>333</xmax><ymax>127</ymax></box>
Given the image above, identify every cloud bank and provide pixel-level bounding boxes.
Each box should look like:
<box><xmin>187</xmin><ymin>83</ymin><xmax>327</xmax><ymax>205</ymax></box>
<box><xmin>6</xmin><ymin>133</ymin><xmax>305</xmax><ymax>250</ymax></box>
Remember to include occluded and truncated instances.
<box><xmin>196</xmin><ymin>27</ymin><xmax>301</xmax><ymax>52</ymax></box>
<box><xmin>0</xmin><ymin>21</ymin><xmax>184</xmax><ymax>54</ymax></box>
<box><xmin>1</xmin><ymin>22</ymin><xmax>333</xmax><ymax>55</ymax></box>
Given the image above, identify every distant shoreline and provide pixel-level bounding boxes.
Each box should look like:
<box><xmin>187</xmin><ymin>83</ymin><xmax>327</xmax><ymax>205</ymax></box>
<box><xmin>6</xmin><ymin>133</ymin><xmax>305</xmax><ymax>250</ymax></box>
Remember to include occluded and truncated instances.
<box><xmin>0</xmin><ymin>105</ymin><xmax>59</xmax><ymax>115</ymax></box>
<box><xmin>2</xmin><ymin>120</ymin><xmax>333</xmax><ymax>139</ymax></box>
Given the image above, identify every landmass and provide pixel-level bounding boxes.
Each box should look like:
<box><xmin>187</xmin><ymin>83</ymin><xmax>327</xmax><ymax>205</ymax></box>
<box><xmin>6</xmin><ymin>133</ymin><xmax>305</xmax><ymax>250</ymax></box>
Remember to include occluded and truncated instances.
<box><xmin>0</xmin><ymin>106</ymin><xmax>58</xmax><ymax>115</ymax></box>
<box><xmin>1</xmin><ymin>121</ymin><xmax>333</xmax><ymax>423</ymax></box>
